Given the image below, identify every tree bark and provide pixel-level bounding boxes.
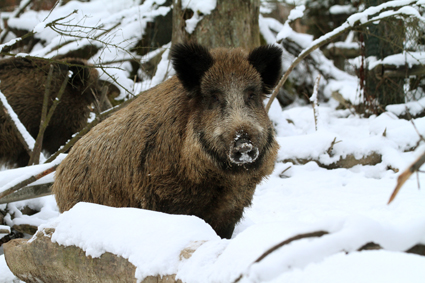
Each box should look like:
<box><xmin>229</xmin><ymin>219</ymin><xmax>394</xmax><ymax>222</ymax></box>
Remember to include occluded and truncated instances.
<box><xmin>172</xmin><ymin>0</ymin><xmax>260</xmax><ymax>49</ymax></box>
<box><xmin>364</xmin><ymin>0</ymin><xmax>405</xmax><ymax>108</ymax></box>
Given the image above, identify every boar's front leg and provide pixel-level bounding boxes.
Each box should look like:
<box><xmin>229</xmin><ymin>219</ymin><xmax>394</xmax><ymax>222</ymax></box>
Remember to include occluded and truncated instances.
<box><xmin>216</xmin><ymin>223</ymin><xmax>236</xmax><ymax>239</ymax></box>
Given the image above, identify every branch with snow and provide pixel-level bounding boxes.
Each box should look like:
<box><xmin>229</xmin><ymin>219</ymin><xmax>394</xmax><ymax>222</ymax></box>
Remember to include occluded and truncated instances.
<box><xmin>266</xmin><ymin>0</ymin><xmax>425</xmax><ymax>112</ymax></box>
<box><xmin>0</xmin><ymin>163</ymin><xmax>58</xmax><ymax>200</ymax></box>
<box><xmin>0</xmin><ymin>88</ymin><xmax>35</xmax><ymax>155</ymax></box>
<box><xmin>0</xmin><ymin>0</ymin><xmax>33</xmax><ymax>44</ymax></box>
<box><xmin>0</xmin><ymin>9</ymin><xmax>78</xmax><ymax>55</ymax></box>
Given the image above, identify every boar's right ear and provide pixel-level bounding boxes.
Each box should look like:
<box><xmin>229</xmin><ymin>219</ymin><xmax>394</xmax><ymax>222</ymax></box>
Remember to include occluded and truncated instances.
<box><xmin>60</xmin><ymin>59</ymin><xmax>92</xmax><ymax>92</ymax></box>
<box><xmin>171</xmin><ymin>43</ymin><xmax>214</xmax><ymax>93</ymax></box>
<box><xmin>248</xmin><ymin>45</ymin><xmax>283</xmax><ymax>93</ymax></box>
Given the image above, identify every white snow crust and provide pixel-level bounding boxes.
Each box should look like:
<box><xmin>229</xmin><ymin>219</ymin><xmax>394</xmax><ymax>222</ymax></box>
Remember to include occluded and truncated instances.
<box><xmin>1</xmin><ymin>1</ymin><xmax>425</xmax><ymax>282</ymax></box>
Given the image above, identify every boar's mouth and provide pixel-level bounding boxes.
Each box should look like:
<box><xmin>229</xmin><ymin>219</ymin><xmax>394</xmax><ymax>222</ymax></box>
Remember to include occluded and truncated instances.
<box><xmin>197</xmin><ymin>129</ymin><xmax>274</xmax><ymax>173</ymax></box>
<box><xmin>229</xmin><ymin>134</ymin><xmax>259</xmax><ymax>165</ymax></box>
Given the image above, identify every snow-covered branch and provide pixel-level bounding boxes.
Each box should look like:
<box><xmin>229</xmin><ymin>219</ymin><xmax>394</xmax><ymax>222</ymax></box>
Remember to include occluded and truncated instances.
<box><xmin>0</xmin><ymin>89</ymin><xmax>35</xmax><ymax>154</ymax></box>
<box><xmin>266</xmin><ymin>0</ymin><xmax>425</xmax><ymax>112</ymax></box>
<box><xmin>0</xmin><ymin>0</ymin><xmax>33</xmax><ymax>44</ymax></box>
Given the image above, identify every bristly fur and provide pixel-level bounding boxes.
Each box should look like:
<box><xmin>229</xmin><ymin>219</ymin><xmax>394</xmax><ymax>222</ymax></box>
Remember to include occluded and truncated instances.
<box><xmin>171</xmin><ymin>43</ymin><xmax>214</xmax><ymax>94</ymax></box>
<box><xmin>0</xmin><ymin>57</ymin><xmax>100</xmax><ymax>168</ymax></box>
<box><xmin>53</xmin><ymin>43</ymin><xmax>282</xmax><ymax>239</ymax></box>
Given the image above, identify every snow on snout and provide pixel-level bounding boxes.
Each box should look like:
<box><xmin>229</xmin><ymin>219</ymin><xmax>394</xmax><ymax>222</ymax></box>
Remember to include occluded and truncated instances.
<box><xmin>229</xmin><ymin>134</ymin><xmax>259</xmax><ymax>164</ymax></box>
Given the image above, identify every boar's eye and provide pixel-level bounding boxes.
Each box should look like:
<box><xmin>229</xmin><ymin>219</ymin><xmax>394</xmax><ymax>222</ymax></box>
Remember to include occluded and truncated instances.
<box><xmin>244</xmin><ymin>87</ymin><xmax>259</xmax><ymax>104</ymax></box>
<box><xmin>211</xmin><ymin>91</ymin><xmax>220</xmax><ymax>102</ymax></box>
<box><xmin>203</xmin><ymin>89</ymin><xmax>223</xmax><ymax>109</ymax></box>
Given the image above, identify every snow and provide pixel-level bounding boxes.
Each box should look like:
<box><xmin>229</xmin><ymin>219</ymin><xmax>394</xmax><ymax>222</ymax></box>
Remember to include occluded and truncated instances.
<box><xmin>1</xmin><ymin>1</ymin><xmax>425</xmax><ymax>282</ymax></box>
<box><xmin>271</xmin><ymin>251</ymin><xmax>425</xmax><ymax>283</ymax></box>
<box><xmin>0</xmin><ymin>255</ymin><xmax>18</xmax><ymax>283</ymax></box>
<box><xmin>5</xmin><ymin>0</ymin><xmax>173</xmax><ymax>100</ymax></box>
<box><xmin>327</xmin><ymin>31</ymin><xmax>358</xmax><ymax>50</ymax></box>
<box><xmin>329</xmin><ymin>5</ymin><xmax>356</xmax><ymax>15</ymax></box>
<box><xmin>369</xmin><ymin>51</ymin><xmax>425</xmax><ymax>69</ymax></box>
<box><xmin>2</xmin><ymin>99</ymin><xmax>425</xmax><ymax>282</ymax></box>
<box><xmin>287</xmin><ymin>5</ymin><xmax>305</xmax><ymax>22</ymax></box>
<box><xmin>182</xmin><ymin>0</ymin><xmax>216</xmax><ymax>15</ymax></box>
<box><xmin>386</xmin><ymin>96</ymin><xmax>425</xmax><ymax>116</ymax></box>
<box><xmin>182</xmin><ymin>0</ymin><xmax>216</xmax><ymax>34</ymax></box>
<box><xmin>37</xmin><ymin>203</ymin><xmax>220</xmax><ymax>280</ymax></box>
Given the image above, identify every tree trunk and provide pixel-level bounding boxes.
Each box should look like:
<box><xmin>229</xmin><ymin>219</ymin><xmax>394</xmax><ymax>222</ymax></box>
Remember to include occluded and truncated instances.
<box><xmin>172</xmin><ymin>0</ymin><xmax>260</xmax><ymax>49</ymax></box>
<box><xmin>364</xmin><ymin>0</ymin><xmax>405</xmax><ymax>108</ymax></box>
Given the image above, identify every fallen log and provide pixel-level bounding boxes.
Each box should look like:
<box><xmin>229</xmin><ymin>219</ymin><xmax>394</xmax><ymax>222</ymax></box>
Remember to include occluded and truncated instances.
<box><xmin>4</xmin><ymin>228</ymin><xmax>180</xmax><ymax>283</ymax></box>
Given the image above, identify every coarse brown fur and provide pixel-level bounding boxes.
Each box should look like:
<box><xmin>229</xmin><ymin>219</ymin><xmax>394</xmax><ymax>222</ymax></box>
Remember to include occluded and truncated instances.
<box><xmin>53</xmin><ymin>43</ymin><xmax>282</xmax><ymax>239</ymax></box>
<box><xmin>0</xmin><ymin>57</ymin><xmax>100</xmax><ymax>167</ymax></box>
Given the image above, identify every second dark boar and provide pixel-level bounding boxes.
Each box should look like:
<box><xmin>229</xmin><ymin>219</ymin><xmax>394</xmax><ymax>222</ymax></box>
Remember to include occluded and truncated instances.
<box><xmin>0</xmin><ymin>57</ymin><xmax>100</xmax><ymax>167</ymax></box>
<box><xmin>52</xmin><ymin>43</ymin><xmax>282</xmax><ymax>239</ymax></box>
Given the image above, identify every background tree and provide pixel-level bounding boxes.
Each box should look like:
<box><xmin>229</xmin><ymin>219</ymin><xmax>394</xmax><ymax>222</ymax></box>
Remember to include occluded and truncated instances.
<box><xmin>172</xmin><ymin>0</ymin><xmax>261</xmax><ymax>49</ymax></box>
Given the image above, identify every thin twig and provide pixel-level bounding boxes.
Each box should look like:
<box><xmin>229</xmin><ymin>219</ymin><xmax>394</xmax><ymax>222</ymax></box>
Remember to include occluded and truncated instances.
<box><xmin>0</xmin><ymin>10</ymin><xmax>78</xmax><ymax>54</ymax></box>
<box><xmin>279</xmin><ymin>165</ymin><xmax>292</xmax><ymax>178</ymax></box>
<box><xmin>410</xmin><ymin>118</ymin><xmax>425</xmax><ymax>142</ymax></box>
<box><xmin>311</xmin><ymin>74</ymin><xmax>321</xmax><ymax>131</ymax></box>
<box><xmin>388</xmin><ymin>151</ymin><xmax>425</xmax><ymax>204</ymax></box>
<box><xmin>234</xmin><ymin>231</ymin><xmax>329</xmax><ymax>282</ymax></box>
<box><xmin>28</xmin><ymin>65</ymin><xmax>54</xmax><ymax>165</ymax></box>
<box><xmin>44</xmin><ymin>21</ymin><xmax>121</xmax><ymax>57</ymax></box>
<box><xmin>29</xmin><ymin>68</ymin><xmax>69</xmax><ymax>165</ymax></box>
<box><xmin>327</xmin><ymin>137</ymin><xmax>342</xmax><ymax>156</ymax></box>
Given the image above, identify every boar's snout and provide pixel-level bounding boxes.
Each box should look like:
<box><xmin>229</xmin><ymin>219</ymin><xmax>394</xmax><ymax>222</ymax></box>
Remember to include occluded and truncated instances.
<box><xmin>229</xmin><ymin>132</ymin><xmax>259</xmax><ymax>165</ymax></box>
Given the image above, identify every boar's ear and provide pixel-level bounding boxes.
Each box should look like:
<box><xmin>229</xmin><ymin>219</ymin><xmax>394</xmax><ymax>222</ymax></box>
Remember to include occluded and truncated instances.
<box><xmin>62</xmin><ymin>59</ymin><xmax>93</xmax><ymax>92</ymax></box>
<box><xmin>171</xmin><ymin>43</ymin><xmax>214</xmax><ymax>92</ymax></box>
<box><xmin>248</xmin><ymin>45</ymin><xmax>283</xmax><ymax>93</ymax></box>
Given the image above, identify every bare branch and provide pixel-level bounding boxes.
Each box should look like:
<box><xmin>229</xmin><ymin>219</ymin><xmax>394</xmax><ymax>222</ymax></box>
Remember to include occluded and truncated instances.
<box><xmin>0</xmin><ymin>10</ymin><xmax>78</xmax><ymax>54</ymax></box>
<box><xmin>0</xmin><ymin>164</ymin><xmax>58</xmax><ymax>200</ymax></box>
<box><xmin>0</xmin><ymin>182</ymin><xmax>52</xmax><ymax>205</ymax></box>
<box><xmin>311</xmin><ymin>74</ymin><xmax>321</xmax><ymax>131</ymax></box>
<box><xmin>234</xmin><ymin>231</ymin><xmax>329</xmax><ymax>283</ymax></box>
<box><xmin>388</xmin><ymin>151</ymin><xmax>425</xmax><ymax>204</ymax></box>
<box><xmin>28</xmin><ymin>65</ymin><xmax>54</xmax><ymax>165</ymax></box>
<box><xmin>28</xmin><ymin>67</ymin><xmax>69</xmax><ymax>165</ymax></box>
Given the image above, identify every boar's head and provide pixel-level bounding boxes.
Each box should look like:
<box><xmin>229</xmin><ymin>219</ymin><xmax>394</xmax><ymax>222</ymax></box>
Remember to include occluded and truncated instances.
<box><xmin>171</xmin><ymin>43</ymin><xmax>282</xmax><ymax>173</ymax></box>
<box><xmin>60</xmin><ymin>58</ymin><xmax>102</xmax><ymax>105</ymax></box>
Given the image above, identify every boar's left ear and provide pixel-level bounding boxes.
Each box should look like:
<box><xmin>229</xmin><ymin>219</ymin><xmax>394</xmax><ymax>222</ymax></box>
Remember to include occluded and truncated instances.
<box><xmin>171</xmin><ymin>43</ymin><xmax>214</xmax><ymax>93</ymax></box>
<box><xmin>248</xmin><ymin>45</ymin><xmax>283</xmax><ymax>93</ymax></box>
<box><xmin>61</xmin><ymin>59</ymin><xmax>93</xmax><ymax>92</ymax></box>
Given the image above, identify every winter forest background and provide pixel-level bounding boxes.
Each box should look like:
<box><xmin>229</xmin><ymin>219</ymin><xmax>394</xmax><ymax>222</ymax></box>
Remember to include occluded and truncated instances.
<box><xmin>1</xmin><ymin>0</ymin><xmax>425</xmax><ymax>282</ymax></box>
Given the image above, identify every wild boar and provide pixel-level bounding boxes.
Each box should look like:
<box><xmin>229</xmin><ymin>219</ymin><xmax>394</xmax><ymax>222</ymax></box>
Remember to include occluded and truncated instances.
<box><xmin>52</xmin><ymin>43</ymin><xmax>282</xmax><ymax>239</ymax></box>
<box><xmin>0</xmin><ymin>57</ymin><xmax>100</xmax><ymax>167</ymax></box>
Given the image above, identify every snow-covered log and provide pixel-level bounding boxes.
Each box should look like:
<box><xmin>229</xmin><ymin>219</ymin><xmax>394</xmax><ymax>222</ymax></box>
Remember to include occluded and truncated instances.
<box><xmin>4</xmin><ymin>229</ymin><xmax>165</xmax><ymax>283</ymax></box>
<box><xmin>3</xmin><ymin>203</ymin><xmax>425</xmax><ymax>283</ymax></box>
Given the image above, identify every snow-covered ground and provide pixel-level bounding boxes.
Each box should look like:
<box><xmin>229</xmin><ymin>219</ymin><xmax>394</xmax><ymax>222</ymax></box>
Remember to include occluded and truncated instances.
<box><xmin>1</xmin><ymin>98</ymin><xmax>425</xmax><ymax>282</ymax></box>
<box><xmin>1</xmin><ymin>0</ymin><xmax>425</xmax><ymax>282</ymax></box>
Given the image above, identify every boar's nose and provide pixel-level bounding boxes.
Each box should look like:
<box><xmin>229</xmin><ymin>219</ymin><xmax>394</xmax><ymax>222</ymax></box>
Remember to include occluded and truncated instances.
<box><xmin>229</xmin><ymin>133</ymin><xmax>259</xmax><ymax>165</ymax></box>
